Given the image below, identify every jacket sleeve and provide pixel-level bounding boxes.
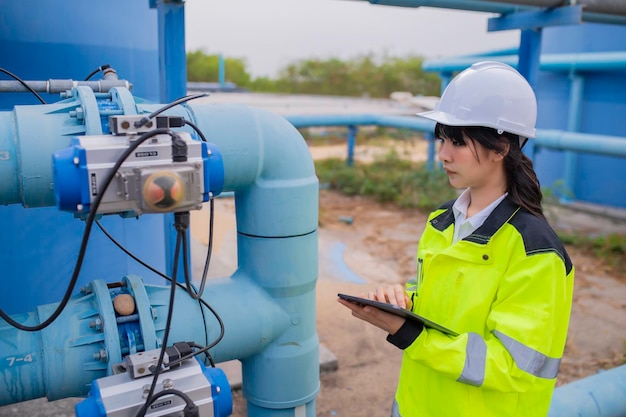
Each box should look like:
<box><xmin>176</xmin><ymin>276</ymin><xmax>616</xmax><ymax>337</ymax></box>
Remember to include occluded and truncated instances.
<box><xmin>401</xmin><ymin>251</ymin><xmax>574</xmax><ymax>392</ymax></box>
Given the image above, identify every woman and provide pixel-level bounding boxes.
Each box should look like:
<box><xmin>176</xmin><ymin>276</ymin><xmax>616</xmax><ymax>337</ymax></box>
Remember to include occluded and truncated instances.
<box><xmin>338</xmin><ymin>62</ymin><xmax>574</xmax><ymax>417</ymax></box>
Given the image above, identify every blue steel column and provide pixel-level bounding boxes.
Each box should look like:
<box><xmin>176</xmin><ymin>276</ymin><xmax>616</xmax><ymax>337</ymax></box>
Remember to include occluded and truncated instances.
<box><xmin>156</xmin><ymin>0</ymin><xmax>189</xmax><ymax>281</ymax></box>
<box><xmin>486</xmin><ymin>5</ymin><xmax>583</xmax><ymax>160</ymax></box>
<box><xmin>561</xmin><ymin>73</ymin><xmax>584</xmax><ymax>202</ymax></box>
<box><xmin>157</xmin><ymin>0</ymin><xmax>187</xmax><ymax>103</ymax></box>
<box><xmin>517</xmin><ymin>28</ymin><xmax>542</xmax><ymax>160</ymax></box>
<box><xmin>347</xmin><ymin>125</ymin><xmax>357</xmax><ymax>166</ymax></box>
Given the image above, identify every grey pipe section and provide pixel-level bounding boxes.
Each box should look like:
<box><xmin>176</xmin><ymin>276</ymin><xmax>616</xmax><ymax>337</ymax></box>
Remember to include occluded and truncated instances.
<box><xmin>0</xmin><ymin>79</ymin><xmax>132</xmax><ymax>94</ymax></box>
<box><xmin>478</xmin><ymin>0</ymin><xmax>626</xmax><ymax>16</ymax></box>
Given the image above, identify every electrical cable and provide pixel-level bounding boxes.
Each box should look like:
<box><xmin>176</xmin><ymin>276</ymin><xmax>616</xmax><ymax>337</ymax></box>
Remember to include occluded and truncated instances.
<box><xmin>84</xmin><ymin>64</ymin><xmax>111</xmax><ymax>81</ymax></box>
<box><xmin>0</xmin><ymin>128</ymin><xmax>174</xmax><ymax>331</ymax></box>
<box><xmin>142</xmin><ymin>389</ymin><xmax>199</xmax><ymax>417</ymax></box>
<box><xmin>184</xmin><ymin>119</ymin><xmax>207</xmax><ymax>142</ymax></box>
<box><xmin>94</xmin><ymin>193</ymin><xmax>223</xmax><ymax>358</ymax></box>
<box><xmin>135</xmin><ymin>229</ymin><xmax>183</xmax><ymax>417</ymax></box>
<box><xmin>95</xmin><ymin>219</ymin><xmax>214</xmax><ymax>353</ymax></box>
<box><xmin>181</xmin><ymin>197</ymin><xmax>213</xmax><ymax>300</ymax></box>
<box><xmin>134</xmin><ymin>93</ymin><xmax>209</xmax><ymax>128</ymax></box>
<box><xmin>0</xmin><ymin>67</ymin><xmax>47</xmax><ymax>104</ymax></box>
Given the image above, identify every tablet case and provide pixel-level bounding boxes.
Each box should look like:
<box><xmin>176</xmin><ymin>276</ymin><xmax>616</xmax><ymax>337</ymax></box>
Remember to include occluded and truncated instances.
<box><xmin>338</xmin><ymin>293</ymin><xmax>458</xmax><ymax>336</ymax></box>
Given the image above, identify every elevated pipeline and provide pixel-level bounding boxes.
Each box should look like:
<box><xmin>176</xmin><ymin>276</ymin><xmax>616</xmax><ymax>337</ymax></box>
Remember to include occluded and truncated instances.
<box><xmin>364</xmin><ymin>0</ymin><xmax>626</xmax><ymax>25</ymax></box>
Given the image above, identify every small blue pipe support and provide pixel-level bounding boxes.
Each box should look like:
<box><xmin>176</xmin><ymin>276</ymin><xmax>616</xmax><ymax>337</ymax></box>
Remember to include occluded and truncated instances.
<box><xmin>0</xmin><ymin>91</ymin><xmax>320</xmax><ymax>417</ymax></box>
<box><xmin>219</xmin><ymin>53</ymin><xmax>226</xmax><ymax>87</ymax></box>
<box><xmin>347</xmin><ymin>125</ymin><xmax>357</xmax><ymax>166</ymax></box>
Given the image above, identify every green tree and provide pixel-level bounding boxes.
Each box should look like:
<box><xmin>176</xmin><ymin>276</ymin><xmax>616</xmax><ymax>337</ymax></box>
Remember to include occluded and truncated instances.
<box><xmin>264</xmin><ymin>53</ymin><xmax>439</xmax><ymax>97</ymax></box>
<box><xmin>187</xmin><ymin>50</ymin><xmax>441</xmax><ymax>97</ymax></box>
<box><xmin>186</xmin><ymin>50</ymin><xmax>252</xmax><ymax>87</ymax></box>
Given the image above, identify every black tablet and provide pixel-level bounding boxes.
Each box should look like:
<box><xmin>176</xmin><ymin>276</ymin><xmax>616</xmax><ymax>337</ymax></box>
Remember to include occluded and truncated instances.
<box><xmin>338</xmin><ymin>293</ymin><xmax>458</xmax><ymax>336</ymax></box>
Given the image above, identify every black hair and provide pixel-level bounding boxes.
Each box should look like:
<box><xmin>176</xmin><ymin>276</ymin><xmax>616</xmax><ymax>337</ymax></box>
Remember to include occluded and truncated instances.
<box><xmin>434</xmin><ymin>123</ymin><xmax>544</xmax><ymax>219</ymax></box>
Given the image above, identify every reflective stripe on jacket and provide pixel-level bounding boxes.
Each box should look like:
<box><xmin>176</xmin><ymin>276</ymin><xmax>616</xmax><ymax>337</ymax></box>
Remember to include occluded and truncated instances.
<box><xmin>395</xmin><ymin>197</ymin><xmax>574</xmax><ymax>417</ymax></box>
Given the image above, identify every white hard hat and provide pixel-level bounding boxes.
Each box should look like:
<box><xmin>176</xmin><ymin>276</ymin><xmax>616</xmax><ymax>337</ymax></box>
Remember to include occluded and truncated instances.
<box><xmin>417</xmin><ymin>61</ymin><xmax>537</xmax><ymax>140</ymax></box>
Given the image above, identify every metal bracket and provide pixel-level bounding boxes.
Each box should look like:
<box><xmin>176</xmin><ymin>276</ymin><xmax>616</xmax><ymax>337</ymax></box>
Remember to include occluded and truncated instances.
<box><xmin>488</xmin><ymin>5</ymin><xmax>583</xmax><ymax>32</ymax></box>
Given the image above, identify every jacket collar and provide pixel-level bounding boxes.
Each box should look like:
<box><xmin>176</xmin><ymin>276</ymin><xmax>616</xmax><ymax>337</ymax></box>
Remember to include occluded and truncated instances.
<box><xmin>430</xmin><ymin>196</ymin><xmax>520</xmax><ymax>244</ymax></box>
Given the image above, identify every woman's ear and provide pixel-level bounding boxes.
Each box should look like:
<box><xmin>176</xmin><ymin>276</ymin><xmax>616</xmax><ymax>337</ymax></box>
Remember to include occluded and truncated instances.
<box><xmin>492</xmin><ymin>143</ymin><xmax>510</xmax><ymax>162</ymax></box>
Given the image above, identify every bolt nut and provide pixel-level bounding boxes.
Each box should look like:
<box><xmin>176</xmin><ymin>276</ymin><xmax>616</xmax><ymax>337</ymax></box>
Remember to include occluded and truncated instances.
<box><xmin>93</xmin><ymin>349</ymin><xmax>108</xmax><ymax>362</ymax></box>
<box><xmin>89</xmin><ymin>316</ymin><xmax>103</xmax><ymax>331</ymax></box>
<box><xmin>142</xmin><ymin>384</ymin><xmax>151</xmax><ymax>399</ymax></box>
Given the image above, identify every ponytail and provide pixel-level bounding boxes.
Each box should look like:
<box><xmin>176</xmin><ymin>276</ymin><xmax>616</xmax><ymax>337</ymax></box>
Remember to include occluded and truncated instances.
<box><xmin>503</xmin><ymin>142</ymin><xmax>545</xmax><ymax>219</ymax></box>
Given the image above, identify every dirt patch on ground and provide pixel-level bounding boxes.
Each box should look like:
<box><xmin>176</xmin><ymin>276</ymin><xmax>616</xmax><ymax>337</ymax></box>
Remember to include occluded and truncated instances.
<box><xmin>308</xmin><ymin>138</ymin><xmax>429</xmax><ymax>164</ymax></box>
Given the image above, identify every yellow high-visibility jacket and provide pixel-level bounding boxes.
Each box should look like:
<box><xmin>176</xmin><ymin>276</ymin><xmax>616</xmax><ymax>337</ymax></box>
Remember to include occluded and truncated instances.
<box><xmin>393</xmin><ymin>197</ymin><xmax>574</xmax><ymax>417</ymax></box>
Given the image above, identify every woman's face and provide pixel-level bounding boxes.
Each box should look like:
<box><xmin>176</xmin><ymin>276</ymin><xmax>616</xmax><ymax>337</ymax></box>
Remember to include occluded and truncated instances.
<box><xmin>437</xmin><ymin>133</ymin><xmax>505</xmax><ymax>191</ymax></box>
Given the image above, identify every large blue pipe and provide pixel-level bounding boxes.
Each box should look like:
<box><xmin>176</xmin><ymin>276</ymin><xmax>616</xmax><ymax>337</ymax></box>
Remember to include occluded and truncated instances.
<box><xmin>0</xmin><ymin>91</ymin><xmax>320</xmax><ymax>417</ymax></box>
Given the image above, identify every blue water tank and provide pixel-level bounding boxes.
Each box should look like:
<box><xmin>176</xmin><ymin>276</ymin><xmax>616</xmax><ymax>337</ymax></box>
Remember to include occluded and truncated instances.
<box><xmin>0</xmin><ymin>0</ymin><xmax>168</xmax><ymax>314</ymax></box>
<box><xmin>534</xmin><ymin>24</ymin><xmax>626</xmax><ymax>208</ymax></box>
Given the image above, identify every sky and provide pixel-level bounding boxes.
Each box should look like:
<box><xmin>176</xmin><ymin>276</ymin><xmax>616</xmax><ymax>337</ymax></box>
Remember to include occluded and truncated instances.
<box><xmin>184</xmin><ymin>0</ymin><xmax>520</xmax><ymax>78</ymax></box>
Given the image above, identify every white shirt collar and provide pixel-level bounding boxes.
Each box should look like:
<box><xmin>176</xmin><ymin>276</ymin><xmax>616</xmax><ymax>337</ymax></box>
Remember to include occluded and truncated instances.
<box><xmin>452</xmin><ymin>189</ymin><xmax>508</xmax><ymax>242</ymax></box>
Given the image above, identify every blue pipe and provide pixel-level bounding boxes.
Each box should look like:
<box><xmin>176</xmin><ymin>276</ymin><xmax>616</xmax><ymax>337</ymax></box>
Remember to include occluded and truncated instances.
<box><xmin>537</xmin><ymin>129</ymin><xmax>626</xmax><ymax>157</ymax></box>
<box><xmin>548</xmin><ymin>364</ymin><xmax>626</xmax><ymax>417</ymax></box>
<box><xmin>422</xmin><ymin>51</ymin><xmax>626</xmax><ymax>73</ymax></box>
<box><xmin>0</xmin><ymin>94</ymin><xmax>320</xmax><ymax>417</ymax></box>
<box><xmin>286</xmin><ymin>114</ymin><xmax>626</xmax><ymax>158</ymax></box>
<box><xmin>286</xmin><ymin>113</ymin><xmax>435</xmax><ymax>132</ymax></box>
<box><xmin>0</xmin><ymin>274</ymin><xmax>292</xmax><ymax>403</ymax></box>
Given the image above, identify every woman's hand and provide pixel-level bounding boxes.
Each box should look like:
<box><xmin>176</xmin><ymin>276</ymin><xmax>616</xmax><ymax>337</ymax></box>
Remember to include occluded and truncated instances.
<box><xmin>337</xmin><ymin>284</ymin><xmax>411</xmax><ymax>335</ymax></box>
<box><xmin>370</xmin><ymin>284</ymin><xmax>412</xmax><ymax>309</ymax></box>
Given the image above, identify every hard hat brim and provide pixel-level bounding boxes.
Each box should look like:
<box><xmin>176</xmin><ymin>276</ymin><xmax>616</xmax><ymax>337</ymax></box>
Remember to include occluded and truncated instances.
<box><xmin>416</xmin><ymin>110</ymin><xmax>536</xmax><ymax>139</ymax></box>
<box><xmin>416</xmin><ymin>109</ymin><xmax>474</xmax><ymax>128</ymax></box>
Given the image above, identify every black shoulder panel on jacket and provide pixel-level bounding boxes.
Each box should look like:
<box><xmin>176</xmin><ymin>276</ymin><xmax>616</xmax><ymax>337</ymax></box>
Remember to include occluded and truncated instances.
<box><xmin>462</xmin><ymin>197</ymin><xmax>573</xmax><ymax>275</ymax></box>
<box><xmin>509</xmin><ymin>209</ymin><xmax>574</xmax><ymax>275</ymax></box>
<box><xmin>430</xmin><ymin>199</ymin><xmax>455</xmax><ymax>232</ymax></box>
